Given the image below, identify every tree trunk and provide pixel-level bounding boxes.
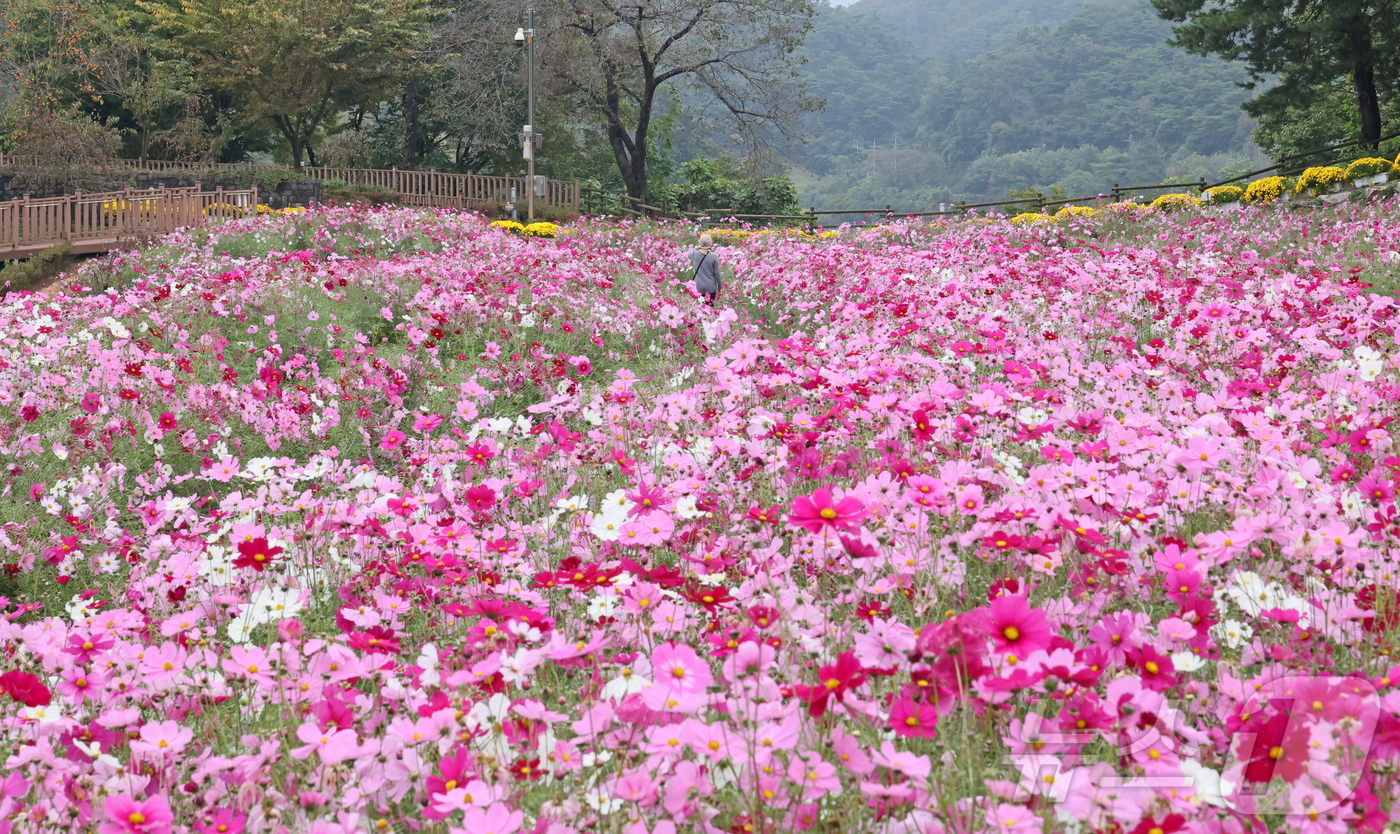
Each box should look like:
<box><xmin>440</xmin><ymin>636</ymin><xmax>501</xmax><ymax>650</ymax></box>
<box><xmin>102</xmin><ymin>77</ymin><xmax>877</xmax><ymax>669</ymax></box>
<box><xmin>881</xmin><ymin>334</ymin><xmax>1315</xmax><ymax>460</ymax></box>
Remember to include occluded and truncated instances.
<box><xmin>306</xmin><ymin>142</ymin><xmax>318</xmax><ymax>168</ymax></box>
<box><xmin>1348</xmin><ymin>18</ymin><xmax>1382</xmax><ymax>148</ymax></box>
<box><xmin>1354</xmin><ymin>61</ymin><xmax>1381</xmax><ymax>148</ymax></box>
<box><xmin>403</xmin><ymin>78</ymin><xmax>422</xmax><ymax>170</ymax></box>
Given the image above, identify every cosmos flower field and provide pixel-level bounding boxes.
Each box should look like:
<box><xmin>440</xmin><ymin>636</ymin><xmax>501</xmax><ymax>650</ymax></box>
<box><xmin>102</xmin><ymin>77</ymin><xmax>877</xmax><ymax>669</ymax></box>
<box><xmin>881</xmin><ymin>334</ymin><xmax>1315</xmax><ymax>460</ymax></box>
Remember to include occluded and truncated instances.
<box><xmin>3</xmin><ymin>200</ymin><xmax>1400</xmax><ymax>834</ymax></box>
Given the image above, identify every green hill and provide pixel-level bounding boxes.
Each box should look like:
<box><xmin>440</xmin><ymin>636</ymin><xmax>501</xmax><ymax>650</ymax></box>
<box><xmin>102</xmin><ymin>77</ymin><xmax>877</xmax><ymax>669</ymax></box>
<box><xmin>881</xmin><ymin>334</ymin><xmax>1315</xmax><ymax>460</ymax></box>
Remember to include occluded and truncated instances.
<box><xmin>794</xmin><ymin>0</ymin><xmax>1266</xmax><ymax>209</ymax></box>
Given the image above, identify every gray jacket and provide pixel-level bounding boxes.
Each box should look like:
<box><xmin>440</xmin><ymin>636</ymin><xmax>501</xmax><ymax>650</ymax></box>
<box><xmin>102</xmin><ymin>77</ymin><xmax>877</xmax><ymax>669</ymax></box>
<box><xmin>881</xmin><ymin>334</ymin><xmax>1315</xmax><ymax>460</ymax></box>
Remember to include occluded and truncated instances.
<box><xmin>689</xmin><ymin>249</ymin><xmax>722</xmax><ymax>294</ymax></box>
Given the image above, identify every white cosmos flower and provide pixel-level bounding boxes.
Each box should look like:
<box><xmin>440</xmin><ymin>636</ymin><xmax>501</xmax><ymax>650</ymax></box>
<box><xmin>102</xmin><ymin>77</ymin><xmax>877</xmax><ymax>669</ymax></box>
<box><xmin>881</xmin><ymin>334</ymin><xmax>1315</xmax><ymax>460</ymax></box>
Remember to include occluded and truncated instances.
<box><xmin>589</xmin><ymin>511</ymin><xmax>627</xmax><ymax>541</ymax></box>
<box><xmin>1171</xmin><ymin>651</ymin><xmax>1206</xmax><ymax>672</ymax></box>
<box><xmin>1212</xmin><ymin>619</ymin><xmax>1253</xmax><ymax>650</ymax></box>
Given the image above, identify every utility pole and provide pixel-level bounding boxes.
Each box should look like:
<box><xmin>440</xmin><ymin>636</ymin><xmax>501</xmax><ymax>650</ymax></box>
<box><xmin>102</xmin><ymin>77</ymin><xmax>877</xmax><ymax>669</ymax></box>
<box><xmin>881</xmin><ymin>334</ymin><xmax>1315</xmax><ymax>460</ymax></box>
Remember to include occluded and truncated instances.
<box><xmin>526</xmin><ymin>4</ymin><xmax>535</xmax><ymax>222</ymax></box>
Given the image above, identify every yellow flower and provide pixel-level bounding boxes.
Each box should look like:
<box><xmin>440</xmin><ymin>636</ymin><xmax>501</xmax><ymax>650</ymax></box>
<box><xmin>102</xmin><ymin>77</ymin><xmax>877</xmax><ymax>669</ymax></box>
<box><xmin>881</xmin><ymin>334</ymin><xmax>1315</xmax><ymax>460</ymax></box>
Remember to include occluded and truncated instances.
<box><xmin>1009</xmin><ymin>213</ymin><xmax>1051</xmax><ymax>226</ymax></box>
<box><xmin>1346</xmin><ymin>158</ymin><xmax>1393</xmax><ymax>180</ymax></box>
<box><xmin>1244</xmin><ymin>176</ymin><xmax>1287</xmax><ymax>204</ymax></box>
<box><xmin>491</xmin><ymin>220</ymin><xmax>526</xmax><ymax>234</ymax></box>
<box><xmin>202</xmin><ymin>202</ymin><xmax>246</xmax><ymax>218</ymax></box>
<box><xmin>1053</xmin><ymin>205</ymin><xmax>1096</xmax><ymax>221</ymax></box>
<box><xmin>1148</xmin><ymin>193</ymin><xmax>1201</xmax><ymax>212</ymax></box>
<box><xmin>1202</xmin><ymin>186</ymin><xmax>1244</xmax><ymax>206</ymax></box>
<box><xmin>523</xmin><ymin>221</ymin><xmax>559</xmax><ymax>238</ymax></box>
<box><xmin>1295</xmin><ymin>166</ymin><xmax>1347</xmax><ymax>195</ymax></box>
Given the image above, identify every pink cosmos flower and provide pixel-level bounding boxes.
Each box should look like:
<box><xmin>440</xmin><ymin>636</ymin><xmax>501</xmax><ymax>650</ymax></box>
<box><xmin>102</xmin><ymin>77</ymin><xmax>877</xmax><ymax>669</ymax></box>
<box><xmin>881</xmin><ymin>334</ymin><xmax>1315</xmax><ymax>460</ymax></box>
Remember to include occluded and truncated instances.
<box><xmin>130</xmin><ymin>720</ymin><xmax>193</xmax><ymax>757</ymax></box>
<box><xmin>289</xmin><ymin>721</ymin><xmax>360</xmax><ymax>764</ymax></box>
<box><xmin>787</xmin><ymin>751</ymin><xmax>841</xmax><ymax>800</ymax></box>
<box><xmin>988</xmin><ymin>594</ymin><xmax>1052</xmax><ymax>660</ymax></box>
<box><xmin>618</xmin><ymin>513</ymin><xmax>675</xmax><ymax>546</ymax></box>
<box><xmin>457</xmin><ymin>802</ymin><xmax>523</xmax><ymax>834</ymax></box>
<box><xmin>788</xmin><ymin>486</ymin><xmax>866</xmax><ymax>533</ymax></box>
<box><xmin>889</xmin><ymin>694</ymin><xmax>938</xmax><ymax>738</ymax></box>
<box><xmin>643</xmin><ymin>642</ymin><xmax>713</xmax><ymax>710</ymax></box>
<box><xmin>380</xmin><ymin>428</ymin><xmax>407</xmax><ymax>451</ymax></box>
<box><xmin>194</xmin><ymin>809</ymin><xmax>246</xmax><ymax>834</ymax></box>
<box><xmin>465</xmin><ymin>485</ymin><xmax>496</xmax><ymax>512</ymax></box>
<box><xmin>871</xmin><ymin>740</ymin><xmax>932</xmax><ymax>779</ymax></box>
<box><xmin>986</xmin><ymin>803</ymin><xmax>1042</xmax><ymax>834</ymax></box>
<box><xmin>99</xmin><ymin>794</ymin><xmax>173</xmax><ymax>834</ymax></box>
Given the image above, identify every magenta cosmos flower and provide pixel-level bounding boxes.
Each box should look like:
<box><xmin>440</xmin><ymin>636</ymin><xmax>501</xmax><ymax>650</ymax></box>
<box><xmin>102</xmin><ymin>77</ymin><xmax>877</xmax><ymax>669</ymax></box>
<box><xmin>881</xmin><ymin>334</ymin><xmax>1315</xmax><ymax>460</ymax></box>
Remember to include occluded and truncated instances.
<box><xmin>788</xmin><ymin>486</ymin><xmax>866</xmax><ymax>533</ymax></box>
<box><xmin>99</xmin><ymin>794</ymin><xmax>173</xmax><ymax>834</ymax></box>
<box><xmin>988</xmin><ymin>594</ymin><xmax>1052</xmax><ymax>660</ymax></box>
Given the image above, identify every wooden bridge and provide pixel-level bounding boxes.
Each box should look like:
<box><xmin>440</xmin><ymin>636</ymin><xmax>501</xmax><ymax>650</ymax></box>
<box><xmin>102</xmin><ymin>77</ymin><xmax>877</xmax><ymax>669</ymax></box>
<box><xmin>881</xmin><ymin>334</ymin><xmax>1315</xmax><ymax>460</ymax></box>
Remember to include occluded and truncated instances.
<box><xmin>0</xmin><ymin>153</ymin><xmax>581</xmax><ymax>215</ymax></box>
<box><xmin>1</xmin><ymin>186</ymin><xmax>259</xmax><ymax>260</ymax></box>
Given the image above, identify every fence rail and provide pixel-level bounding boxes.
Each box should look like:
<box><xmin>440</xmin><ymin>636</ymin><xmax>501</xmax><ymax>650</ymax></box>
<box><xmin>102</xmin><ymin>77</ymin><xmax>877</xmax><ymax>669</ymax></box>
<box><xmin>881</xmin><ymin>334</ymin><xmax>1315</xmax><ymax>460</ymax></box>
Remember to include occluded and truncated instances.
<box><xmin>1</xmin><ymin>186</ymin><xmax>259</xmax><ymax>259</ymax></box>
<box><xmin>0</xmin><ymin>154</ymin><xmax>581</xmax><ymax>214</ymax></box>
<box><xmin>599</xmin><ymin>133</ymin><xmax>1399</xmax><ymax>231</ymax></box>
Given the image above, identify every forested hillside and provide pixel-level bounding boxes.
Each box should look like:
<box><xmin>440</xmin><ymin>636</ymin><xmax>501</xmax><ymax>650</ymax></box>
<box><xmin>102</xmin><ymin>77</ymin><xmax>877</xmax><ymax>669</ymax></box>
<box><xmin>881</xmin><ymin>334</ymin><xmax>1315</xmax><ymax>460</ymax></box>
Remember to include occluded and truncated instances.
<box><xmin>839</xmin><ymin>0</ymin><xmax>1107</xmax><ymax>60</ymax></box>
<box><xmin>794</xmin><ymin>0</ymin><xmax>1268</xmax><ymax>209</ymax></box>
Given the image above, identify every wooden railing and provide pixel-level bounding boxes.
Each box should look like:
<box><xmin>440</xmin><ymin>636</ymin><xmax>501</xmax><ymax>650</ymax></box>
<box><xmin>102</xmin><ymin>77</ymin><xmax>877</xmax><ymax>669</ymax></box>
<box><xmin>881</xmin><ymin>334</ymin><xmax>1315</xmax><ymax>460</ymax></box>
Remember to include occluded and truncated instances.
<box><xmin>1</xmin><ymin>186</ymin><xmax>258</xmax><ymax>259</ymax></box>
<box><xmin>0</xmin><ymin>153</ymin><xmax>581</xmax><ymax>213</ymax></box>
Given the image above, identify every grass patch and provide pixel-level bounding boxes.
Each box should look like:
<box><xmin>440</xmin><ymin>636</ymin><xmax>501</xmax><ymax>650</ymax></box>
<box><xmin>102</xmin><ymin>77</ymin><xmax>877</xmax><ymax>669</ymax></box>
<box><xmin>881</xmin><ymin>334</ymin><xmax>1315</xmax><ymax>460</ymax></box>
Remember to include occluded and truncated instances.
<box><xmin>0</xmin><ymin>240</ymin><xmax>75</xmax><ymax>297</ymax></box>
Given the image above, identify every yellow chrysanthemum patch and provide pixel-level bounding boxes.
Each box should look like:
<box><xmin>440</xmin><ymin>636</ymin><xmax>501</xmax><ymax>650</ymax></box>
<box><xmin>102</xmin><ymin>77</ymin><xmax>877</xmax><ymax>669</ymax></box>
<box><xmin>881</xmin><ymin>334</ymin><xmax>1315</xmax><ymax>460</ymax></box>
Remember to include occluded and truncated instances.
<box><xmin>524</xmin><ymin>222</ymin><xmax>559</xmax><ymax>238</ymax></box>
<box><xmin>1295</xmin><ymin>166</ymin><xmax>1348</xmax><ymax>195</ymax></box>
<box><xmin>491</xmin><ymin>220</ymin><xmax>526</xmax><ymax>234</ymax></box>
<box><xmin>1203</xmin><ymin>186</ymin><xmax>1244</xmax><ymax>206</ymax></box>
<box><xmin>1104</xmin><ymin>200</ymin><xmax>1148</xmax><ymax>214</ymax></box>
<box><xmin>1054</xmin><ymin>205</ymin><xmax>1096</xmax><ymax>221</ymax></box>
<box><xmin>1149</xmin><ymin>193</ymin><xmax>1200</xmax><ymax>212</ymax></box>
<box><xmin>1009</xmin><ymin>213</ymin><xmax>1051</xmax><ymax>226</ymax></box>
<box><xmin>708</xmin><ymin>228</ymin><xmax>829</xmax><ymax>242</ymax></box>
<box><xmin>1346</xmin><ymin>158</ymin><xmax>1393</xmax><ymax>180</ymax></box>
<box><xmin>202</xmin><ymin>202</ymin><xmax>245</xmax><ymax>218</ymax></box>
<box><xmin>100</xmin><ymin>199</ymin><xmax>161</xmax><ymax>219</ymax></box>
<box><xmin>1244</xmin><ymin>177</ymin><xmax>1288</xmax><ymax>204</ymax></box>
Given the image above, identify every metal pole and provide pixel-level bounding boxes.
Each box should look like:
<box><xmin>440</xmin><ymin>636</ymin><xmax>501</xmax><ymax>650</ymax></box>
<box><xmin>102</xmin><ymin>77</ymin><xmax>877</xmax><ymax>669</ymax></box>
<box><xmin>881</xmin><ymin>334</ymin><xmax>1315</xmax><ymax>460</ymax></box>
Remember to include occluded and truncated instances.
<box><xmin>527</xmin><ymin>4</ymin><xmax>535</xmax><ymax>223</ymax></box>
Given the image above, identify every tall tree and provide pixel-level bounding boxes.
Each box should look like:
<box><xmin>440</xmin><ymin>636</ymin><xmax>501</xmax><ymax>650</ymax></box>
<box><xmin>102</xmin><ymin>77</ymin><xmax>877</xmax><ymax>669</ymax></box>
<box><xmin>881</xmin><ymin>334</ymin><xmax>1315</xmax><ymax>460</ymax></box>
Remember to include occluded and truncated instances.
<box><xmin>1150</xmin><ymin>0</ymin><xmax>1400</xmax><ymax>149</ymax></box>
<box><xmin>148</xmin><ymin>0</ymin><xmax>435</xmax><ymax>169</ymax></box>
<box><xmin>537</xmin><ymin>0</ymin><xmax>819</xmax><ymax>201</ymax></box>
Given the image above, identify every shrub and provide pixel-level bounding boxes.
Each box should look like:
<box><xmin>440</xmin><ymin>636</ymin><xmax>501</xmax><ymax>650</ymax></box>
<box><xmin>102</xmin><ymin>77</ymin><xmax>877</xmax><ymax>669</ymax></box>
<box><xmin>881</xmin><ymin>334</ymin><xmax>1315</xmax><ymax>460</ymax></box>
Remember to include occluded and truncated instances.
<box><xmin>202</xmin><ymin>202</ymin><xmax>246</xmax><ymax>218</ymax></box>
<box><xmin>1054</xmin><ymin>205</ymin><xmax>1096</xmax><ymax>221</ymax></box>
<box><xmin>1009</xmin><ymin>212</ymin><xmax>1051</xmax><ymax>226</ymax></box>
<box><xmin>1244</xmin><ymin>176</ymin><xmax>1289</xmax><ymax>203</ymax></box>
<box><xmin>0</xmin><ymin>240</ymin><xmax>73</xmax><ymax>296</ymax></box>
<box><xmin>1295</xmin><ymin>166</ymin><xmax>1348</xmax><ymax>195</ymax></box>
<box><xmin>1149</xmin><ymin>193</ymin><xmax>1201</xmax><ymax>212</ymax></box>
<box><xmin>1346</xmin><ymin>158</ymin><xmax>1393</xmax><ymax>179</ymax></box>
<box><xmin>1203</xmin><ymin>186</ymin><xmax>1244</xmax><ymax>206</ymax></box>
<box><xmin>658</xmin><ymin>158</ymin><xmax>801</xmax><ymax>218</ymax></box>
<box><xmin>524</xmin><ymin>221</ymin><xmax>559</xmax><ymax>238</ymax></box>
<box><xmin>491</xmin><ymin>219</ymin><xmax>525</xmax><ymax>234</ymax></box>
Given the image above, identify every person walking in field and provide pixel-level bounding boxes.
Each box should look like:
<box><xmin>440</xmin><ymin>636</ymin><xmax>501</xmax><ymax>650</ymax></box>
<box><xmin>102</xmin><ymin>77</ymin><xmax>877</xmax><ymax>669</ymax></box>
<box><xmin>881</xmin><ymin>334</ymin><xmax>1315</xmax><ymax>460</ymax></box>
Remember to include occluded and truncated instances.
<box><xmin>689</xmin><ymin>233</ymin><xmax>722</xmax><ymax>307</ymax></box>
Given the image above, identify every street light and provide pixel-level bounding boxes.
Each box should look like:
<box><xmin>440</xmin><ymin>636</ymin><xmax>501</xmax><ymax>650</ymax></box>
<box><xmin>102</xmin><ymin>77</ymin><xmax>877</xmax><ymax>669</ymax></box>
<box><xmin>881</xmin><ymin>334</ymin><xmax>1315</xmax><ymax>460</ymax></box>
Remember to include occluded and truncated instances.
<box><xmin>516</xmin><ymin>7</ymin><xmax>536</xmax><ymax>222</ymax></box>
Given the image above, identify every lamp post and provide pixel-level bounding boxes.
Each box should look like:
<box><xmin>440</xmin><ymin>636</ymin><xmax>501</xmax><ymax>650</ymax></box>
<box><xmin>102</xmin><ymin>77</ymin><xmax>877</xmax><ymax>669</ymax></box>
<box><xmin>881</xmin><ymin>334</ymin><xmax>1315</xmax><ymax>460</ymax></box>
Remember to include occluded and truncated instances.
<box><xmin>514</xmin><ymin>7</ymin><xmax>536</xmax><ymax>222</ymax></box>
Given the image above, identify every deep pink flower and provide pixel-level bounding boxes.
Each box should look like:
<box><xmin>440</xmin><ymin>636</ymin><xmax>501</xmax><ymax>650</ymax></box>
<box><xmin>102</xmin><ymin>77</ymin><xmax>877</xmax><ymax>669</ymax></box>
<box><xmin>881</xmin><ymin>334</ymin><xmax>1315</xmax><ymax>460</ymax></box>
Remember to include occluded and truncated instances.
<box><xmin>988</xmin><ymin>594</ymin><xmax>1052</xmax><ymax>660</ymax></box>
<box><xmin>794</xmin><ymin>651</ymin><xmax>867</xmax><ymax>717</ymax></box>
<box><xmin>380</xmin><ymin>428</ymin><xmax>407</xmax><ymax>451</ymax></box>
<box><xmin>465</xmin><ymin>485</ymin><xmax>496</xmax><ymax>512</ymax></box>
<box><xmin>194</xmin><ymin>808</ymin><xmax>246</xmax><ymax>834</ymax></box>
<box><xmin>788</xmin><ymin>486</ymin><xmax>866</xmax><ymax>533</ymax></box>
<box><xmin>1127</xmin><ymin>645</ymin><xmax>1179</xmax><ymax>692</ymax></box>
<box><xmin>158</xmin><ymin>411</ymin><xmax>177</xmax><ymax>431</ymax></box>
<box><xmin>889</xmin><ymin>693</ymin><xmax>938</xmax><ymax>738</ymax></box>
<box><xmin>0</xmin><ymin>670</ymin><xmax>51</xmax><ymax>707</ymax></box>
<box><xmin>99</xmin><ymin>794</ymin><xmax>173</xmax><ymax>834</ymax></box>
